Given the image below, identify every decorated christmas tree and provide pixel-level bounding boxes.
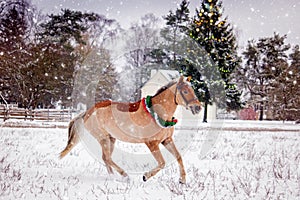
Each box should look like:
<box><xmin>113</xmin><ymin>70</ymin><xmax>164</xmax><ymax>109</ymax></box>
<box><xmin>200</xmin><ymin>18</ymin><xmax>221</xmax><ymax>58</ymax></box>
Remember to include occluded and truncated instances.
<box><xmin>189</xmin><ymin>0</ymin><xmax>243</xmax><ymax>121</ymax></box>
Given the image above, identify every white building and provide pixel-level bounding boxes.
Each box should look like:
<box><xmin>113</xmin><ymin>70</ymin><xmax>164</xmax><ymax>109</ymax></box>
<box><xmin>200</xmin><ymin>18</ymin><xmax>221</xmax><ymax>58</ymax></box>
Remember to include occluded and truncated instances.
<box><xmin>141</xmin><ymin>70</ymin><xmax>217</xmax><ymax>125</ymax></box>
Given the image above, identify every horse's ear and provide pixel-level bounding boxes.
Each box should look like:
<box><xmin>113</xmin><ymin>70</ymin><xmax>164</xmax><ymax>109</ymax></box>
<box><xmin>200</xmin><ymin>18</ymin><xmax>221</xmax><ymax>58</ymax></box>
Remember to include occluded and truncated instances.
<box><xmin>178</xmin><ymin>76</ymin><xmax>184</xmax><ymax>84</ymax></box>
<box><xmin>187</xmin><ymin>76</ymin><xmax>192</xmax><ymax>82</ymax></box>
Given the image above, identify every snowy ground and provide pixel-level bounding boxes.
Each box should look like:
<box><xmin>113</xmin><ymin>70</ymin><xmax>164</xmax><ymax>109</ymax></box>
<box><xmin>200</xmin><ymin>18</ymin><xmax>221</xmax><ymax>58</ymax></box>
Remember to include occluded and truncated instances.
<box><xmin>0</xmin><ymin>120</ymin><xmax>300</xmax><ymax>199</ymax></box>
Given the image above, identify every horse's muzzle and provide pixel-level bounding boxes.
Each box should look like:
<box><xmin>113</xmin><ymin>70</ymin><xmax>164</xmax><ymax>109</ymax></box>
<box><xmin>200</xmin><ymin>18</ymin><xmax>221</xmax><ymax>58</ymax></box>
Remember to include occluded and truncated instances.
<box><xmin>190</xmin><ymin>105</ymin><xmax>201</xmax><ymax>115</ymax></box>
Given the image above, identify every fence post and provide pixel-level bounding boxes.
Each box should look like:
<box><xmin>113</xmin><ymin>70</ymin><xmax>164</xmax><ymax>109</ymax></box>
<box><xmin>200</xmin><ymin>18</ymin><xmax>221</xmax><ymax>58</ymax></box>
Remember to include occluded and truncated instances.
<box><xmin>4</xmin><ymin>106</ymin><xmax>9</xmax><ymax>122</ymax></box>
<box><xmin>0</xmin><ymin>93</ymin><xmax>9</xmax><ymax>121</ymax></box>
<box><xmin>69</xmin><ymin>109</ymin><xmax>72</xmax><ymax>121</ymax></box>
<box><xmin>30</xmin><ymin>108</ymin><xmax>34</xmax><ymax>121</ymax></box>
<box><xmin>62</xmin><ymin>108</ymin><xmax>64</xmax><ymax>121</ymax></box>
<box><xmin>48</xmin><ymin>108</ymin><xmax>50</xmax><ymax>121</ymax></box>
<box><xmin>25</xmin><ymin>109</ymin><xmax>28</xmax><ymax>121</ymax></box>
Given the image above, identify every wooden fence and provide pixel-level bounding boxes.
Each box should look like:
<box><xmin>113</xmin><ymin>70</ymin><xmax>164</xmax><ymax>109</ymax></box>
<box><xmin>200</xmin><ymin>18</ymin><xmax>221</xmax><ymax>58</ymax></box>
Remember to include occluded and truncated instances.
<box><xmin>0</xmin><ymin>105</ymin><xmax>75</xmax><ymax>122</ymax></box>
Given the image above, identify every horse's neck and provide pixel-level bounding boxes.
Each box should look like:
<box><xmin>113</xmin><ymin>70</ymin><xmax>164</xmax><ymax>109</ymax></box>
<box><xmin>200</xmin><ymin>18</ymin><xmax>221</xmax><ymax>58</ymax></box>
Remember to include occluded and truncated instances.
<box><xmin>151</xmin><ymin>84</ymin><xmax>177</xmax><ymax>121</ymax></box>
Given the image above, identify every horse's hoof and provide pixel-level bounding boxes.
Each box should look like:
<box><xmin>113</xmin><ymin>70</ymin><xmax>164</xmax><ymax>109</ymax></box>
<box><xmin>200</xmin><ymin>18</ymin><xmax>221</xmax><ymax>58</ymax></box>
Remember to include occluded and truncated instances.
<box><xmin>179</xmin><ymin>177</ymin><xmax>186</xmax><ymax>184</ymax></box>
<box><xmin>121</xmin><ymin>171</ymin><xmax>128</xmax><ymax>177</ymax></box>
<box><xmin>143</xmin><ymin>175</ymin><xmax>147</xmax><ymax>182</ymax></box>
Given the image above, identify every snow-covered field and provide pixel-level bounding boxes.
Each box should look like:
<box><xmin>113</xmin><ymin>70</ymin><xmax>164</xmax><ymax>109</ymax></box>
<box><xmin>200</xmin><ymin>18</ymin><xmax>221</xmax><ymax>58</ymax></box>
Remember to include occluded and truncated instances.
<box><xmin>1</xmin><ymin>120</ymin><xmax>300</xmax><ymax>199</ymax></box>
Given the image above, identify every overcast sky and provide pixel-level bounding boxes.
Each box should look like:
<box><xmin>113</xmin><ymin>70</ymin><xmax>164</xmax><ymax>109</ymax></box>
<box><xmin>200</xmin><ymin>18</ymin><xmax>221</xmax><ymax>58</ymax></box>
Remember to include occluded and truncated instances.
<box><xmin>31</xmin><ymin>0</ymin><xmax>300</xmax><ymax>48</ymax></box>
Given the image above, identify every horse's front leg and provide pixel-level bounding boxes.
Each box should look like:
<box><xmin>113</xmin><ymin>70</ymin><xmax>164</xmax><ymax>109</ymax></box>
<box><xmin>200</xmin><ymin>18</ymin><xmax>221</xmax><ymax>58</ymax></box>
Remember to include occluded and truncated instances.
<box><xmin>162</xmin><ymin>137</ymin><xmax>186</xmax><ymax>184</ymax></box>
<box><xmin>143</xmin><ymin>141</ymin><xmax>165</xmax><ymax>182</ymax></box>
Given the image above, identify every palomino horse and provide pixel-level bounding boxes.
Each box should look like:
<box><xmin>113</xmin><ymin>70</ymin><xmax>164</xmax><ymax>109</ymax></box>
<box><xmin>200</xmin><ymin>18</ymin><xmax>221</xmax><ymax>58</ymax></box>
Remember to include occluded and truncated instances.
<box><xmin>60</xmin><ymin>76</ymin><xmax>201</xmax><ymax>183</ymax></box>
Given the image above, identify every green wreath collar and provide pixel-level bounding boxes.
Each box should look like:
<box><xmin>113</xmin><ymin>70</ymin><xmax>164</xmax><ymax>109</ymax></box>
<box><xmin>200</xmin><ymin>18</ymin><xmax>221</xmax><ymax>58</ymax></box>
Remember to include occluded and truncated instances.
<box><xmin>142</xmin><ymin>96</ymin><xmax>178</xmax><ymax>128</ymax></box>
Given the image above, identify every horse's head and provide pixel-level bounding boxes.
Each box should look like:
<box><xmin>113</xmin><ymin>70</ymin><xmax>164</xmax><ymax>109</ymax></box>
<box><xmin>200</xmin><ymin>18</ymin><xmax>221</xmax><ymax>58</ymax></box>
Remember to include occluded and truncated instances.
<box><xmin>175</xmin><ymin>76</ymin><xmax>201</xmax><ymax>115</ymax></box>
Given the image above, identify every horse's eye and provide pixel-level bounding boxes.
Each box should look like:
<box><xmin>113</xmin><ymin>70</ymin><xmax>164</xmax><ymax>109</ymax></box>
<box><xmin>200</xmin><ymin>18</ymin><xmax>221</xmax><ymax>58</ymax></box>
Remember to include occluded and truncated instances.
<box><xmin>183</xmin><ymin>90</ymin><xmax>188</xmax><ymax>94</ymax></box>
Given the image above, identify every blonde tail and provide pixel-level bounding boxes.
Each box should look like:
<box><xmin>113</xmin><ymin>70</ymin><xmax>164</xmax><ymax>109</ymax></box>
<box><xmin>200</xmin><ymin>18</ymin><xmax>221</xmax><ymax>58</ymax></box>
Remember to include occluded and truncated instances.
<box><xmin>59</xmin><ymin>112</ymin><xmax>85</xmax><ymax>159</ymax></box>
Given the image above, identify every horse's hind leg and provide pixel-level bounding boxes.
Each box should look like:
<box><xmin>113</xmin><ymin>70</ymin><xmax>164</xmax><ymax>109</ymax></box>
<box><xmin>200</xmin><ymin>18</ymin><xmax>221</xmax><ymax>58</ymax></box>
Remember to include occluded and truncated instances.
<box><xmin>109</xmin><ymin>136</ymin><xmax>116</xmax><ymax>157</ymax></box>
<box><xmin>162</xmin><ymin>137</ymin><xmax>186</xmax><ymax>184</ymax></box>
<box><xmin>99</xmin><ymin>137</ymin><xmax>128</xmax><ymax>177</ymax></box>
<box><xmin>99</xmin><ymin>137</ymin><xmax>113</xmax><ymax>174</ymax></box>
<box><xmin>105</xmin><ymin>136</ymin><xmax>116</xmax><ymax>174</ymax></box>
<box><xmin>143</xmin><ymin>141</ymin><xmax>165</xmax><ymax>181</ymax></box>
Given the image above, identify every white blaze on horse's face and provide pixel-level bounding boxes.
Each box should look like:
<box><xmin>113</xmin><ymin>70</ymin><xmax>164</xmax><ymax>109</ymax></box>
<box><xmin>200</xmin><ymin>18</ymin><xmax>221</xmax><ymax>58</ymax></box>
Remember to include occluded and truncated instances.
<box><xmin>176</xmin><ymin>77</ymin><xmax>202</xmax><ymax>115</ymax></box>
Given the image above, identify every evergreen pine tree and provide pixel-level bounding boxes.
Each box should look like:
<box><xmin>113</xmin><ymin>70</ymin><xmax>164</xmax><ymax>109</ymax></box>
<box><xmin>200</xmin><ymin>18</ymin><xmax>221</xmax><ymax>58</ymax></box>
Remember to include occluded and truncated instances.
<box><xmin>40</xmin><ymin>9</ymin><xmax>98</xmax><ymax>47</ymax></box>
<box><xmin>162</xmin><ymin>0</ymin><xmax>190</xmax><ymax>68</ymax></box>
<box><xmin>0</xmin><ymin>3</ymin><xmax>27</xmax><ymax>50</ymax></box>
<box><xmin>287</xmin><ymin>45</ymin><xmax>300</xmax><ymax>120</ymax></box>
<box><xmin>189</xmin><ymin>0</ymin><xmax>243</xmax><ymax>122</ymax></box>
<box><xmin>38</xmin><ymin>9</ymin><xmax>102</xmax><ymax>108</ymax></box>
<box><xmin>150</xmin><ymin>0</ymin><xmax>191</xmax><ymax>72</ymax></box>
<box><xmin>239</xmin><ymin>33</ymin><xmax>290</xmax><ymax>120</ymax></box>
<box><xmin>159</xmin><ymin>1</ymin><xmax>209</xmax><ymax>114</ymax></box>
<box><xmin>0</xmin><ymin>0</ymin><xmax>34</xmax><ymax>107</ymax></box>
